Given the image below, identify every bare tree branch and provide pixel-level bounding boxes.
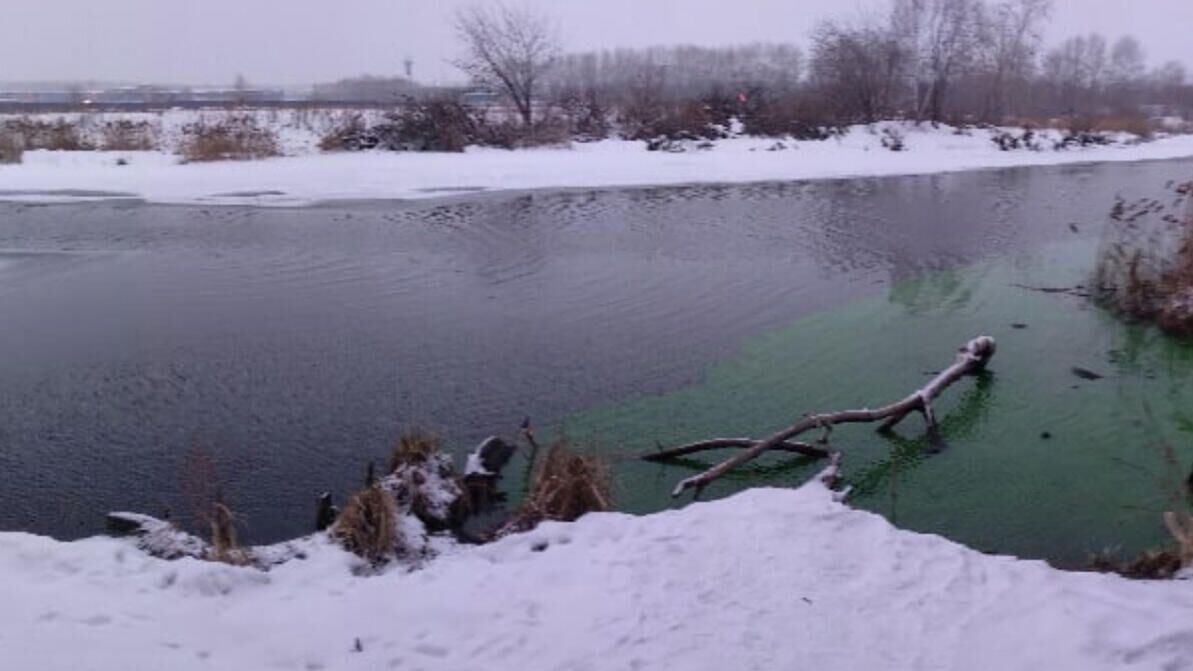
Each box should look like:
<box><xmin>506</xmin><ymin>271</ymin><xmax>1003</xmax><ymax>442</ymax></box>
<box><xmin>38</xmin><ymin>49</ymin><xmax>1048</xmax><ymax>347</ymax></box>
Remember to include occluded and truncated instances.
<box><xmin>663</xmin><ymin>336</ymin><xmax>997</xmax><ymax>499</ymax></box>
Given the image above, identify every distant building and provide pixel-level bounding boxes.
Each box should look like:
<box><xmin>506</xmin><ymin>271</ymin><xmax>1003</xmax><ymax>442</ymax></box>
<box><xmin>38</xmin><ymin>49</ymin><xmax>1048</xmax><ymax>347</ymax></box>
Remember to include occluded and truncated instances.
<box><xmin>311</xmin><ymin>76</ymin><xmax>420</xmax><ymax>103</ymax></box>
<box><xmin>459</xmin><ymin>89</ymin><xmax>501</xmax><ymax>108</ymax></box>
<box><xmin>0</xmin><ymin>85</ymin><xmax>287</xmax><ymax>108</ymax></box>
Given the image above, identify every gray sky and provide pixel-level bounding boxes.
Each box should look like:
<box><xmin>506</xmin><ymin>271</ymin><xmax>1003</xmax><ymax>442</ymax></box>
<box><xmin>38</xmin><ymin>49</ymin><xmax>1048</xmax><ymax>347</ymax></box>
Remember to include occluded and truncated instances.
<box><xmin>2</xmin><ymin>0</ymin><xmax>1191</xmax><ymax>87</ymax></box>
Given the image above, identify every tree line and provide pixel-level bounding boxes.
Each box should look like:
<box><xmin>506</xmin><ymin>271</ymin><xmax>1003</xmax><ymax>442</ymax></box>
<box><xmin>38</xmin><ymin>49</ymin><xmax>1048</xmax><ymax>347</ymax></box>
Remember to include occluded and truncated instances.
<box><xmin>452</xmin><ymin>0</ymin><xmax>1192</xmax><ymax>133</ymax></box>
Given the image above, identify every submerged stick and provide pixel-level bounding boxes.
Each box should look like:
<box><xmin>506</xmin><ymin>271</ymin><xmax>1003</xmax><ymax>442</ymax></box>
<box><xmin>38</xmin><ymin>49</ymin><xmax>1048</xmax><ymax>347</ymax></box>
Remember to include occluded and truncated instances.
<box><xmin>643</xmin><ymin>438</ymin><xmax>830</xmax><ymax>462</ymax></box>
<box><xmin>1011</xmin><ymin>283</ymin><xmax>1091</xmax><ymax>298</ymax></box>
<box><xmin>663</xmin><ymin>336</ymin><xmax>996</xmax><ymax>499</ymax></box>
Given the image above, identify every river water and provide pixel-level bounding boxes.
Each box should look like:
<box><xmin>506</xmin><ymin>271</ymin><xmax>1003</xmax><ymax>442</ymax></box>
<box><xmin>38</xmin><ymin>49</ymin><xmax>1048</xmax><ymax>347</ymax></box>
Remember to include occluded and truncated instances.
<box><xmin>2</xmin><ymin>159</ymin><xmax>1191</xmax><ymax>564</ymax></box>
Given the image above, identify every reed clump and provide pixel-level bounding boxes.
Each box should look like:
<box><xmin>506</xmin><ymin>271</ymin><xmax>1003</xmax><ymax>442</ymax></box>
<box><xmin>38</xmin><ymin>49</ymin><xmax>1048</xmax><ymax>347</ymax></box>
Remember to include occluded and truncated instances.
<box><xmin>502</xmin><ymin>445</ymin><xmax>611</xmax><ymax>534</ymax></box>
<box><xmin>333</xmin><ymin>484</ymin><xmax>398</xmax><ymax>565</ymax></box>
<box><xmin>1092</xmin><ymin>179</ymin><xmax>1193</xmax><ymax>335</ymax></box>
<box><xmin>179</xmin><ymin>116</ymin><xmax>279</xmax><ymax>162</ymax></box>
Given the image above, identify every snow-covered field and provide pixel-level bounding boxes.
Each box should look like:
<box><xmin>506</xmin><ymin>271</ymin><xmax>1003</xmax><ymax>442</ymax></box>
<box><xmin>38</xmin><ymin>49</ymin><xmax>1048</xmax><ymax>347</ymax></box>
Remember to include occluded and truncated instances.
<box><xmin>3</xmin><ymin>473</ymin><xmax>1191</xmax><ymax>670</ymax></box>
<box><xmin>1</xmin><ymin>111</ymin><xmax>1192</xmax><ymax>206</ymax></box>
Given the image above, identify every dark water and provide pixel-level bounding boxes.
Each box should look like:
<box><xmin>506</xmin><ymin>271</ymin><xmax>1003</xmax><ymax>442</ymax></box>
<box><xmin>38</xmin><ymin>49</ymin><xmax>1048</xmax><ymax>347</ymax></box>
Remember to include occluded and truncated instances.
<box><xmin>1</xmin><ymin>161</ymin><xmax>1191</xmax><ymax>563</ymax></box>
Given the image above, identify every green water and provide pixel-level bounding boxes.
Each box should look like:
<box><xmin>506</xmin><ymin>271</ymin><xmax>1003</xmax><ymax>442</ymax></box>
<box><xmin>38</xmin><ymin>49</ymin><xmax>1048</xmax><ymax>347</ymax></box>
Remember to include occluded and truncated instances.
<box><xmin>558</xmin><ymin>234</ymin><xmax>1193</xmax><ymax>565</ymax></box>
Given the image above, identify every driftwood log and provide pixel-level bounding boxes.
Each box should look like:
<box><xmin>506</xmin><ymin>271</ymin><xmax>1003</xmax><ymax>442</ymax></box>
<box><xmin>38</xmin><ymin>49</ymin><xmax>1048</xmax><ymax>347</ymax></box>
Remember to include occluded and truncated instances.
<box><xmin>646</xmin><ymin>336</ymin><xmax>997</xmax><ymax>498</ymax></box>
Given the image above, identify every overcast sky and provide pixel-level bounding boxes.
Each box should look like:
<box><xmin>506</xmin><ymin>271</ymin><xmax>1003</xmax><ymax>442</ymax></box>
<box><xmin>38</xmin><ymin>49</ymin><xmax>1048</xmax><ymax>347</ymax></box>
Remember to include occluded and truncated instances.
<box><xmin>2</xmin><ymin>0</ymin><xmax>1191</xmax><ymax>87</ymax></box>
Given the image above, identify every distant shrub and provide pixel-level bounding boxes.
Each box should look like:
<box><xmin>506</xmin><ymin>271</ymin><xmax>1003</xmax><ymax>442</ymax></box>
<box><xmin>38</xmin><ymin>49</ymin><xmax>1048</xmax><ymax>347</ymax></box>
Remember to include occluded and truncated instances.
<box><xmin>317</xmin><ymin>112</ymin><xmax>371</xmax><ymax>152</ymax></box>
<box><xmin>991</xmin><ymin>127</ymin><xmax>1043</xmax><ymax>151</ymax></box>
<box><xmin>1</xmin><ymin>117</ymin><xmax>92</xmax><ymax>151</ymax></box>
<box><xmin>741</xmin><ymin>94</ymin><xmax>843</xmax><ymax>140</ymax></box>
<box><xmin>101</xmin><ymin>119</ymin><xmax>158</xmax><ymax>151</ymax></box>
<box><xmin>0</xmin><ymin>133</ymin><xmax>22</xmax><ymax>164</ymax></box>
<box><xmin>1091</xmin><ymin>115</ymin><xmax>1153</xmax><ymax>140</ymax></box>
<box><xmin>554</xmin><ymin>90</ymin><xmax>611</xmax><ymax>141</ymax></box>
<box><xmin>319</xmin><ymin>99</ymin><xmax>569</xmax><ymax>153</ymax></box>
<box><xmin>1059</xmin><ymin>115</ymin><xmax>1152</xmax><ymax>141</ymax></box>
<box><xmin>625</xmin><ymin>97</ymin><xmax>725</xmax><ymax>140</ymax></box>
<box><xmin>376</xmin><ymin>99</ymin><xmax>479</xmax><ymax>152</ymax></box>
<box><xmin>482</xmin><ymin>115</ymin><xmax>572</xmax><ymax>149</ymax></box>
<box><xmin>179</xmin><ymin>116</ymin><xmax>280</xmax><ymax>162</ymax></box>
<box><xmin>880</xmin><ymin>126</ymin><xmax>906</xmax><ymax>151</ymax></box>
<box><xmin>1054</xmin><ymin>129</ymin><xmax>1114</xmax><ymax>150</ymax></box>
<box><xmin>320</xmin><ymin>100</ymin><xmax>475</xmax><ymax>152</ymax></box>
<box><xmin>472</xmin><ymin>117</ymin><xmax>523</xmax><ymax>150</ymax></box>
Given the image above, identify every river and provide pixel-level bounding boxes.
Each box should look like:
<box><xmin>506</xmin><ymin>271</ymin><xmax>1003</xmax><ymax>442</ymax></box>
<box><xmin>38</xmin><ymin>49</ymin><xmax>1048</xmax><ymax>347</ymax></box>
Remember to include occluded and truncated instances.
<box><xmin>2</xmin><ymin>159</ymin><xmax>1191</xmax><ymax>565</ymax></box>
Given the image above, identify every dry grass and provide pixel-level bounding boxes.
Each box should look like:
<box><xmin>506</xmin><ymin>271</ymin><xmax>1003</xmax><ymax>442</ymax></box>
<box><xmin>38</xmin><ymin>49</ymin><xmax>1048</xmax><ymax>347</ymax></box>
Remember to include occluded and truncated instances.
<box><xmin>1164</xmin><ymin>509</ymin><xmax>1193</xmax><ymax>566</ymax></box>
<box><xmin>1090</xmin><ymin>435</ymin><xmax>1193</xmax><ymax>579</ymax></box>
<box><xmin>1</xmin><ymin>117</ymin><xmax>92</xmax><ymax>151</ymax></box>
<box><xmin>178</xmin><ymin>116</ymin><xmax>280</xmax><ymax>162</ymax></box>
<box><xmin>333</xmin><ymin>484</ymin><xmax>397</xmax><ymax>564</ymax></box>
<box><xmin>1090</xmin><ymin>548</ymin><xmax>1185</xmax><ymax>579</ymax></box>
<box><xmin>0</xmin><ymin>133</ymin><xmax>22</xmax><ymax>164</ymax></box>
<box><xmin>1007</xmin><ymin>115</ymin><xmax>1153</xmax><ymax>138</ymax></box>
<box><xmin>389</xmin><ymin>429</ymin><xmax>441</xmax><ymax>471</ymax></box>
<box><xmin>1092</xmin><ymin>179</ymin><xmax>1193</xmax><ymax>334</ymax></box>
<box><xmin>205</xmin><ymin>499</ymin><xmax>251</xmax><ymax>565</ymax></box>
<box><xmin>502</xmin><ymin>445</ymin><xmax>611</xmax><ymax>534</ymax></box>
<box><xmin>1090</xmin><ymin>115</ymin><xmax>1154</xmax><ymax>139</ymax></box>
<box><xmin>179</xmin><ymin>445</ymin><xmax>252</xmax><ymax>565</ymax></box>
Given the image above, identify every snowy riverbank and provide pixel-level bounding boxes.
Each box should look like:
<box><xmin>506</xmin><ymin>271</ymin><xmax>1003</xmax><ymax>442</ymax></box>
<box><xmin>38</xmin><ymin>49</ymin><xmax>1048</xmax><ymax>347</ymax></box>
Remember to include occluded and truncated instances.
<box><xmin>2</xmin><ymin>122</ymin><xmax>1193</xmax><ymax>206</ymax></box>
<box><xmin>3</xmin><ymin>473</ymin><xmax>1192</xmax><ymax>671</ymax></box>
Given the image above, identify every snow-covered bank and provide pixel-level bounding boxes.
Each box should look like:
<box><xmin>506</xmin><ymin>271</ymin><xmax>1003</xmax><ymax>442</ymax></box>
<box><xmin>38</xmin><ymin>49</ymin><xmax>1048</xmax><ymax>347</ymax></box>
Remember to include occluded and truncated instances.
<box><xmin>4</xmin><ymin>476</ymin><xmax>1192</xmax><ymax>670</ymax></box>
<box><xmin>2</xmin><ymin>123</ymin><xmax>1193</xmax><ymax>206</ymax></box>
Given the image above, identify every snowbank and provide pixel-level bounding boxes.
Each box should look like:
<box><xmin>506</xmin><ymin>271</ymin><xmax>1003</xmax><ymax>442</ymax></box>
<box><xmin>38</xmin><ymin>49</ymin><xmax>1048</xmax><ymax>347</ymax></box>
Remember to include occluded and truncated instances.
<box><xmin>2</xmin><ymin>122</ymin><xmax>1193</xmax><ymax>206</ymax></box>
<box><xmin>3</xmin><ymin>475</ymin><xmax>1192</xmax><ymax>670</ymax></box>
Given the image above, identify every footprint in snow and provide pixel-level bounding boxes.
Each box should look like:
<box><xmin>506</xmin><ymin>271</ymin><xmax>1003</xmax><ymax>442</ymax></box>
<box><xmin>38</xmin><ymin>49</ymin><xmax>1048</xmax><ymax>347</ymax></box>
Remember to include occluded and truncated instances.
<box><xmin>414</xmin><ymin>643</ymin><xmax>449</xmax><ymax>658</ymax></box>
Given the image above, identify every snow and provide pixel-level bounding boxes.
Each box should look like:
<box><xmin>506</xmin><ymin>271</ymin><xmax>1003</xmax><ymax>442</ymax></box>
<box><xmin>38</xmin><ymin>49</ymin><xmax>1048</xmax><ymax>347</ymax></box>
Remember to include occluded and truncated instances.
<box><xmin>105</xmin><ymin>512</ymin><xmax>208</xmax><ymax>561</ymax></box>
<box><xmin>464</xmin><ymin>452</ymin><xmax>492</xmax><ymax>477</ymax></box>
<box><xmin>380</xmin><ymin>453</ymin><xmax>464</xmax><ymax>530</ymax></box>
<box><xmin>2</xmin><ymin>119</ymin><xmax>1192</xmax><ymax>206</ymax></box>
<box><xmin>4</xmin><ymin>472</ymin><xmax>1193</xmax><ymax>670</ymax></box>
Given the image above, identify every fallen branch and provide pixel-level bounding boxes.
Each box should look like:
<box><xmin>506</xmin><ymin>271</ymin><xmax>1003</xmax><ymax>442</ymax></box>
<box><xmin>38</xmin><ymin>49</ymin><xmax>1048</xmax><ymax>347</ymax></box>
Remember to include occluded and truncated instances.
<box><xmin>1011</xmin><ymin>283</ymin><xmax>1091</xmax><ymax>298</ymax></box>
<box><xmin>662</xmin><ymin>336</ymin><xmax>996</xmax><ymax>499</ymax></box>
<box><xmin>643</xmin><ymin>438</ymin><xmax>830</xmax><ymax>462</ymax></box>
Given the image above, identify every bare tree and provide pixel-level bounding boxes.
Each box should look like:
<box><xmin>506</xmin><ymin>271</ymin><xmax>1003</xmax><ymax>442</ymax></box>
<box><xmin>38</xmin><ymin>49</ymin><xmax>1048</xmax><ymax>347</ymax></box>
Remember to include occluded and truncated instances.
<box><xmin>547</xmin><ymin>43</ymin><xmax>804</xmax><ymax>111</ymax></box>
<box><xmin>811</xmin><ymin>20</ymin><xmax>906</xmax><ymax>122</ymax></box>
<box><xmin>892</xmin><ymin>0</ymin><xmax>986</xmax><ymax>122</ymax></box>
<box><xmin>453</xmin><ymin>3</ymin><xmax>561</xmax><ymax>127</ymax></box>
<box><xmin>1108</xmin><ymin>36</ymin><xmax>1147</xmax><ymax>87</ymax></box>
<box><xmin>1043</xmin><ymin>33</ymin><xmax>1108</xmax><ymax>114</ymax></box>
<box><xmin>1105</xmin><ymin>35</ymin><xmax>1148</xmax><ymax>112</ymax></box>
<box><xmin>1150</xmin><ymin>61</ymin><xmax>1190</xmax><ymax>117</ymax></box>
<box><xmin>979</xmin><ymin>0</ymin><xmax>1052</xmax><ymax>120</ymax></box>
<box><xmin>1152</xmin><ymin>61</ymin><xmax>1188</xmax><ymax>88</ymax></box>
